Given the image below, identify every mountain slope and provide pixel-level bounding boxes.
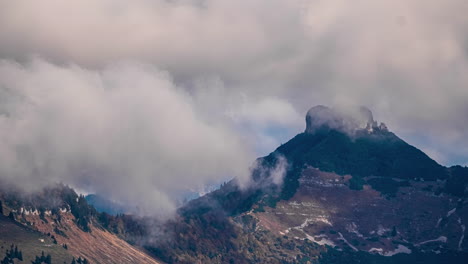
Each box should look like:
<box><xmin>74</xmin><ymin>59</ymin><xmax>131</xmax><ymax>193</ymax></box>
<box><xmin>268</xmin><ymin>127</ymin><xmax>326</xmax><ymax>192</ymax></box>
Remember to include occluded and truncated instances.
<box><xmin>1</xmin><ymin>105</ymin><xmax>467</xmax><ymax>264</ymax></box>
<box><xmin>0</xmin><ymin>185</ymin><xmax>161</xmax><ymax>264</ymax></box>
<box><xmin>144</xmin><ymin>105</ymin><xmax>467</xmax><ymax>263</ymax></box>
<box><xmin>277</xmin><ymin>129</ymin><xmax>446</xmax><ymax>180</ymax></box>
<box><xmin>0</xmin><ymin>214</ymin><xmax>74</xmax><ymax>263</ymax></box>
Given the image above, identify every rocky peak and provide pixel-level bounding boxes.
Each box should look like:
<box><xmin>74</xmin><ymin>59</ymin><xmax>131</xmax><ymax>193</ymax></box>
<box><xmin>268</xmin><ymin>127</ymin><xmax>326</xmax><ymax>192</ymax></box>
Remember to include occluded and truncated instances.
<box><xmin>305</xmin><ymin>105</ymin><xmax>388</xmax><ymax>135</ymax></box>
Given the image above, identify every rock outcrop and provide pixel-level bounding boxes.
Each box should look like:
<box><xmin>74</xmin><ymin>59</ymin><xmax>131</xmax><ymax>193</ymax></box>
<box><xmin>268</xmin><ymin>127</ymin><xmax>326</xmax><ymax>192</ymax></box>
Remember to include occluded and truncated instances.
<box><xmin>305</xmin><ymin>105</ymin><xmax>387</xmax><ymax>134</ymax></box>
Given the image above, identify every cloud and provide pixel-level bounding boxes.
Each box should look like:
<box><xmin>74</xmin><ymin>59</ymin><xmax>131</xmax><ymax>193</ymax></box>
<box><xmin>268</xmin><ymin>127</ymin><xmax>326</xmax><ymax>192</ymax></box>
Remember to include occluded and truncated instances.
<box><xmin>0</xmin><ymin>0</ymin><xmax>467</xmax><ymax>213</ymax></box>
<box><xmin>1</xmin><ymin>0</ymin><xmax>466</xmax><ymax>166</ymax></box>
<box><xmin>251</xmin><ymin>154</ymin><xmax>289</xmax><ymax>187</ymax></box>
<box><xmin>0</xmin><ymin>59</ymin><xmax>259</xmax><ymax>216</ymax></box>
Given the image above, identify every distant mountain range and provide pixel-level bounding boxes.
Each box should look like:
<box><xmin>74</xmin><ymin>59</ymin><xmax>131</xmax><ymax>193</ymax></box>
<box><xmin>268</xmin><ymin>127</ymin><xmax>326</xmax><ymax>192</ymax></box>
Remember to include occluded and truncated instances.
<box><xmin>85</xmin><ymin>194</ymin><xmax>127</xmax><ymax>215</ymax></box>
<box><xmin>1</xmin><ymin>105</ymin><xmax>467</xmax><ymax>263</ymax></box>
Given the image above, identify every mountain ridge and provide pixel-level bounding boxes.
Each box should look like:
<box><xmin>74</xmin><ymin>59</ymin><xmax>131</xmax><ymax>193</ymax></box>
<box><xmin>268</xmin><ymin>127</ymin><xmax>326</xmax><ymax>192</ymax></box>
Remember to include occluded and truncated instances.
<box><xmin>145</xmin><ymin>105</ymin><xmax>467</xmax><ymax>263</ymax></box>
<box><xmin>1</xmin><ymin>105</ymin><xmax>467</xmax><ymax>264</ymax></box>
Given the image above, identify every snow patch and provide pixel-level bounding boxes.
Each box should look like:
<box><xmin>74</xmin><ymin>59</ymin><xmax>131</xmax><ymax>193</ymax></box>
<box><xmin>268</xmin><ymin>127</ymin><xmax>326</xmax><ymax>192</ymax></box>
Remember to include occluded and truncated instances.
<box><xmin>416</xmin><ymin>236</ymin><xmax>447</xmax><ymax>246</ymax></box>
<box><xmin>289</xmin><ymin>217</ymin><xmax>335</xmax><ymax>247</ymax></box>
<box><xmin>346</xmin><ymin>222</ymin><xmax>365</xmax><ymax>238</ymax></box>
<box><xmin>369</xmin><ymin>248</ymin><xmax>383</xmax><ymax>254</ymax></box>
<box><xmin>383</xmin><ymin>245</ymin><xmax>412</xmax><ymax>256</ymax></box>
<box><xmin>289</xmin><ymin>201</ymin><xmax>300</xmax><ymax>207</ymax></box>
<box><xmin>458</xmin><ymin>222</ymin><xmax>465</xmax><ymax>251</ymax></box>
<box><xmin>293</xmin><ymin>216</ymin><xmax>332</xmax><ymax>231</ymax></box>
<box><xmin>376</xmin><ymin>225</ymin><xmax>390</xmax><ymax>236</ymax></box>
<box><xmin>338</xmin><ymin>232</ymin><xmax>358</xmax><ymax>251</ymax></box>
<box><xmin>447</xmin><ymin>208</ymin><xmax>456</xmax><ymax>217</ymax></box>
<box><xmin>306</xmin><ymin>234</ymin><xmax>336</xmax><ymax>247</ymax></box>
<box><xmin>300</xmin><ymin>202</ymin><xmax>315</xmax><ymax>207</ymax></box>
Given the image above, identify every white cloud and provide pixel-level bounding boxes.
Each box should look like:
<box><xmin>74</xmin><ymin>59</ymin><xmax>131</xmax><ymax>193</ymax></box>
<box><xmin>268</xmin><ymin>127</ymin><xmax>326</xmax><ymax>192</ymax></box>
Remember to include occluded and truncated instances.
<box><xmin>0</xmin><ymin>59</ymin><xmax>257</xmax><ymax>216</ymax></box>
<box><xmin>0</xmin><ymin>0</ymin><xmax>467</xmax><ymax>213</ymax></box>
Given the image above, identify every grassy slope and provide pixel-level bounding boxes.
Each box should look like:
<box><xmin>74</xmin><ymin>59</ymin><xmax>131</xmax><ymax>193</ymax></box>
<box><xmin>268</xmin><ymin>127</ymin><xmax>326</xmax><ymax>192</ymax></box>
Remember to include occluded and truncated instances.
<box><xmin>0</xmin><ymin>214</ymin><xmax>73</xmax><ymax>263</ymax></box>
<box><xmin>276</xmin><ymin>130</ymin><xmax>446</xmax><ymax>180</ymax></box>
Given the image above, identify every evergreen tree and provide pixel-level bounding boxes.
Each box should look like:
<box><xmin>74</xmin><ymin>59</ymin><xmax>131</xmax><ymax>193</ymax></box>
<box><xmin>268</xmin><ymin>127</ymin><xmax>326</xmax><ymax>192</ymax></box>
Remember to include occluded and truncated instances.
<box><xmin>0</xmin><ymin>201</ymin><xmax>3</xmax><ymax>215</ymax></box>
<box><xmin>71</xmin><ymin>257</ymin><xmax>76</xmax><ymax>264</ymax></box>
<box><xmin>7</xmin><ymin>211</ymin><xmax>15</xmax><ymax>221</ymax></box>
<box><xmin>45</xmin><ymin>254</ymin><xmax>52</xmax><ymax>264</ymax></box>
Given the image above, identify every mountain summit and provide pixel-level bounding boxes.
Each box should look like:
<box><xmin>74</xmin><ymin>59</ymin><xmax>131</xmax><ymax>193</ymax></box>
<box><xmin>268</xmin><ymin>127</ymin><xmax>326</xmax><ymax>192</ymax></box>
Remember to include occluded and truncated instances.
<box><xmin>280</xmin><ymin>105</ymin><xmax>446</xmax><ymax>185</ymax></box>
<box><xmin>305</xmin><ymin>105</ymin><xmax>387</xmax><ymax>135</ymax></box>
<box><xmin>149</xmin><ymin>105</ymin><xmax>467</xmax><ymax>263</ymax></box>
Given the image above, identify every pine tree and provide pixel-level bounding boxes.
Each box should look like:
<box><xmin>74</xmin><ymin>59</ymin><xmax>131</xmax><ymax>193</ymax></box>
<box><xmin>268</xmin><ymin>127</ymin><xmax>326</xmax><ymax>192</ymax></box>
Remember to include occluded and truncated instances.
<box><xmin>45</xmin><ymin>254</ymin><xmax>52</xmax><ymax>264</ymax></box>
<box><xmin>71</xmin><ymin>257</ymin><xmax>76</xmax><ymax>264</ymax></box>
<box><xmin>7</xmin><ymin>212</ymin><xmax>15</xmax><ymax>221</ymax></box>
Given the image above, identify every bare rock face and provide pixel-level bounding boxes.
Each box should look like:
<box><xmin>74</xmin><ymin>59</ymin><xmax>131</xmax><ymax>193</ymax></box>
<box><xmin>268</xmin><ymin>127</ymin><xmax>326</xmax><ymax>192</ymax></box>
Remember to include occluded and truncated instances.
<box><xmin>305</xmin><ymin>105</ymin><xmax>349</xmax><ymax>133</ymax></box>
<box><xmin>305</xmin><ymin>105</ymin><xmax>386</xmax><ymax>134</ymax></box>
<box><xmin>358</xmin><ymin>106</ymin><xmax>375</xmax><ymax>128</ymax></box>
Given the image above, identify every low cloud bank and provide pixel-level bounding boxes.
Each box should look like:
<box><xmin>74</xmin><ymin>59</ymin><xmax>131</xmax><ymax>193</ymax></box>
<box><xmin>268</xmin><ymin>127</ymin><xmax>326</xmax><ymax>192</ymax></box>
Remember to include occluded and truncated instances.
<box><xmin>0</xmin><ymin>0</ymin><xmax>467</xmax><ymax>216</ymax></box>
<box><xmin>0</xmin><ymin>59</ymin><xmax>281</xmax><ymax>216</ymax></box>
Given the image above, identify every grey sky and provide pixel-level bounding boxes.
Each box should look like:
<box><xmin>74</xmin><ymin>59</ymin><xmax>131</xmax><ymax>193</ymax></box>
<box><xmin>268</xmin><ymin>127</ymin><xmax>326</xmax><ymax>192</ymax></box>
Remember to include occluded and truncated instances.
<box><xmin>0</xmin><ymin>0</ymin><xmax>467</xmax><ymax>214</ymax></box>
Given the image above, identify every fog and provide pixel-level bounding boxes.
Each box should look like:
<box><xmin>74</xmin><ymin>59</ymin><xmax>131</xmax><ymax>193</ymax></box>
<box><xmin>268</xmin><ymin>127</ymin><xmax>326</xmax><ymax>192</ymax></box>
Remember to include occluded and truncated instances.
<box><xmin>0</xmin><ymin>0</ymin><xmax>467</xmax><ymax>214</ymax></box>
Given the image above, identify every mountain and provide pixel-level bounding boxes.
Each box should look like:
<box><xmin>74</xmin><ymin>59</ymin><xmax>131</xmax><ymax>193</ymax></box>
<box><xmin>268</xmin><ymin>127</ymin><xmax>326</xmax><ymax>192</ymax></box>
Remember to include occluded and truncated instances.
<box><xmin>0</xmin><ymin>184</ymin><xmax>161</xmax><ymax>264</ymax></box>
<box><xmin>85</xmin><ymin>194</ymin><xmax>127</xmax><ymax>215</ymax></box>
<box><xmin>143</xmin><ymin>105</ymin><xmax>468</xmax><ymax>263</ymax></box>
<box><xmin>0</xmin><ymin>105</ymin><xmax>467</xmax><ymax>264</ymax></box>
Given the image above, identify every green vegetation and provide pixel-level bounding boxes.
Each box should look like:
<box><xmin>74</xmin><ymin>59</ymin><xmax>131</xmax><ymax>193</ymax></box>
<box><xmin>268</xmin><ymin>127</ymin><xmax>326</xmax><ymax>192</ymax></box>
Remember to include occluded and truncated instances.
<box><xmin>273</xmin><ymin>130</ymin><xmax>447</xmax><ymax>198</ymax></box>
<box><xmin>349</xmin><ymin>175</ymin><xmax>366</xmax><ymax>190</ymax></box>
<box><xmin>444</xmin><ymin>166</ymin><xmax>468</xmax><ymax>197</ymax></box>
<box><xmin>319</xmin><ymin>248</ymin><xmax>468</xmax><ymax>264</ymax></box>
<box><xmin>31</xmin><ymin>251</ymin><xmax>52</xmax><ymax>264</ymax></box>
<box><xmin>0</xmin><ymin>214</ymin><xmax>73</xmax><ymax>263</ymax></box>
<box><xmin>277</xmin><ymin>131</ymin><xmax>446</xmax><ymax>180</ymax></box>
<box><xmin>71</xmin><ymin>257</ymin><xmax>89</xmax><ymax>264</ymax></box>
<box><xmin>1</xmin><ymin>244</ymin><xmax>23</xmax><ymax>264</ymax></box>
<box><xmin>366</xmin><ymin>178</ymin><xmax>410</xmax><ymax>197</ymax></box>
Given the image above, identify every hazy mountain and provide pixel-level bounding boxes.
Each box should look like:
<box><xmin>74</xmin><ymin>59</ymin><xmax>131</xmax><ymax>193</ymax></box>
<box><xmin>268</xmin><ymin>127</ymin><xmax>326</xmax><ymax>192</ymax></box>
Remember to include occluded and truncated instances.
<box><xmin>145</xmin><ymin>106</ymin><xmax>468</xmax><ymax>263</ymax></box>
<box><xmin>1</xmin><ymin>105</ymin><xmax>467</xmax><ymax>263</ymax></box>
<box><xmin>85</xmin><ymin>194</ymin><xmax>127</xmax><ymax>215</ymax></box>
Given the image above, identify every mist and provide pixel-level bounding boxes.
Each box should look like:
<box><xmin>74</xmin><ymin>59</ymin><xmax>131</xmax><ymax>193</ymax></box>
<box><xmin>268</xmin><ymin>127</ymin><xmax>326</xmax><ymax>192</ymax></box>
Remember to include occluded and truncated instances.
<box><xmin>0</xmin><ymin>59</ymin><xmax>258</xmax><ymax>216</ymax></box>
<box><xmin>0</xmin><ymin>0</ymin><xmax>467</xmax><ymax>215</ymax></box>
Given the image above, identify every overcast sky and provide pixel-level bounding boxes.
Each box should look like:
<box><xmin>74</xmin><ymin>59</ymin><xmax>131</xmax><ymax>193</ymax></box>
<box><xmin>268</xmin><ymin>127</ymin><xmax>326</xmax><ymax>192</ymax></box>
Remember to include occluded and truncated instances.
<box><xmin>0</xmin><ymin>0</ymin><xmax>467</xmax><ymax>215</ymax></box>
